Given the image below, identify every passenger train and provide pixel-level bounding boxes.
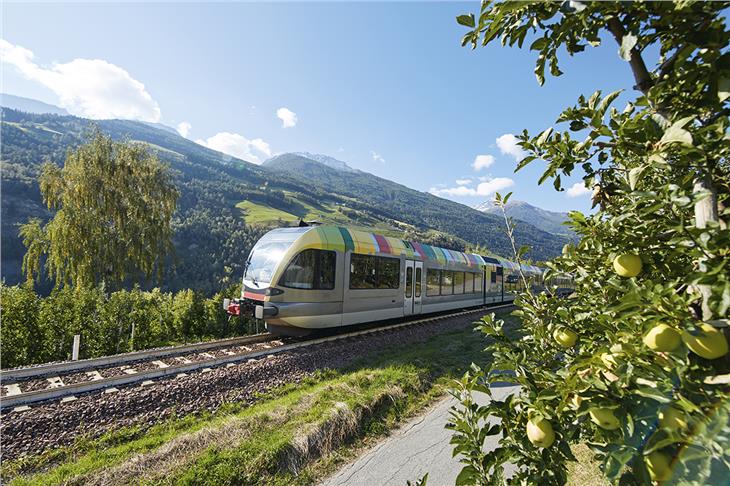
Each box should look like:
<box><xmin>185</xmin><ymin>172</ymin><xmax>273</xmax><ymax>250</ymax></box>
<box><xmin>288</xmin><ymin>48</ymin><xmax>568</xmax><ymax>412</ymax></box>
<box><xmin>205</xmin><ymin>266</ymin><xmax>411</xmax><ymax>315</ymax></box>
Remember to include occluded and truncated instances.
<box><xmin>226</xmin><ymin>225</ymin><xmax>574</xmax><ymax>336</ymax></box>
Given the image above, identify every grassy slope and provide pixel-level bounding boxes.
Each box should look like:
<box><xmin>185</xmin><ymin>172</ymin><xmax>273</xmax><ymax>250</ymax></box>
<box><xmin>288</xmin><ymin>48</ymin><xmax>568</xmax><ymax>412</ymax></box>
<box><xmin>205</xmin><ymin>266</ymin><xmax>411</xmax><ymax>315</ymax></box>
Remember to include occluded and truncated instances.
<box><xmin>4</xmin><ymin>314</ymin><xmax>605</xmax><ymax>485</ymax></box>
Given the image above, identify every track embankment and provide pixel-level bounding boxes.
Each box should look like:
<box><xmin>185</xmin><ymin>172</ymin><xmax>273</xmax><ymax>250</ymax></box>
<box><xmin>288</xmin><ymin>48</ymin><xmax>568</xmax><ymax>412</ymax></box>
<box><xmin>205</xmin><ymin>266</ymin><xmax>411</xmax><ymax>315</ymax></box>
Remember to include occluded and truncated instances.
<box><xmin>2</xmin><ymin>310</ymin><xmax>497</xmax><ymax>461</ymax></box>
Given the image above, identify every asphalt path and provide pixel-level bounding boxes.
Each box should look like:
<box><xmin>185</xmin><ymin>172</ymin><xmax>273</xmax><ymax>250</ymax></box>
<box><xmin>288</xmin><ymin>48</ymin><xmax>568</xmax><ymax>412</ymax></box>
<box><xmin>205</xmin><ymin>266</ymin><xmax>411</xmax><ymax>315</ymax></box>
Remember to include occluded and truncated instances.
<box><xmin>321</xmin><ymin>384</ymin><xmax>520</xmax><ymax>486</ymax></box>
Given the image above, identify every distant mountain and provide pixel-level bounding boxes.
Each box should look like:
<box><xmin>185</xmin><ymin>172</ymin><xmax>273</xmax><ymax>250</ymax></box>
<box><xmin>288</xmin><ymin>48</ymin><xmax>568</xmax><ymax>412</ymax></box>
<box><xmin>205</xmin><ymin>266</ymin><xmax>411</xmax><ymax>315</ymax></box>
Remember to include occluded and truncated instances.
<box><xmin>141</xmin><ymin>121</ymin><xmax>179</xmax><ymax>135</ymax></box>
<box><xmin>265</xmin><ymin>152</ymin><xmax>358</xmax><ymax>173</ymax></box>
<box><xmin>475</xmin><ymin>199</ymin><xmax>573</xmax><ymax>236</ymax></box>
<box><xmin>1</xmin><ymin>103</ymin><xmax>570</xmax><ymax>293</ymax></box>
<box><xmin>0</xmin><ymin>93</ymin><xmax>69</xmax><ymax>116</ymax></box>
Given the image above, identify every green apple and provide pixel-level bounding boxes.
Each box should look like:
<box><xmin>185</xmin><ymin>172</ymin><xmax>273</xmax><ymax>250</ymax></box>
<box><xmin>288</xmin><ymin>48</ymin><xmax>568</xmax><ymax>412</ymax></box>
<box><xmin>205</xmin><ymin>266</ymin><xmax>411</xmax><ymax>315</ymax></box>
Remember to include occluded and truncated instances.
<box><xmin>682</xmin><ymin>323</ymin><xmax>729</xmax><ymax>359</ymax></box>
<box><xmin>589</xmin><ymin>408</ymin><xmax>621</xmax><ymax>430</ymax></box>
<box><xmin>526</xmin><ymin>418</ymin><xmax>555</xmax><ymax>448</ymax></box>
<box><xmin>613</xmin><ymin>253</ymin><xmax>642</xmax><ymax>277</ymax></box>
<box><xmin>643</xmin><ymin>324</ymin><xmax>681</xmax><ymax>352</ymax></box>
<box><xmin>553</xmin><ymin>328</ymin><xmax>578</xmax><ymax>347</ymax></box>
<box><xmin>658</xmin><ymin>406</ymin><xmax>687</xmax><ymax>430</ymax></box>
<box><xmin>645</xmin><ymin>451</ymin><xmax>673</xmax><ymax>482</ymax></box>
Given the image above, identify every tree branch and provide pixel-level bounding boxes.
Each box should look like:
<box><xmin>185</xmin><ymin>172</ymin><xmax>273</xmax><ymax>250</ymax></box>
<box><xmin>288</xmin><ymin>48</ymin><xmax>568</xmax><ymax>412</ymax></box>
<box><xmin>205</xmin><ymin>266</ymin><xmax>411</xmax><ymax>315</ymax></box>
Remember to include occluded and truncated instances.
<box><xmin>606</xmin><ymin>16</ymin><xmax>654</xmax><ymax>95</ymax></box>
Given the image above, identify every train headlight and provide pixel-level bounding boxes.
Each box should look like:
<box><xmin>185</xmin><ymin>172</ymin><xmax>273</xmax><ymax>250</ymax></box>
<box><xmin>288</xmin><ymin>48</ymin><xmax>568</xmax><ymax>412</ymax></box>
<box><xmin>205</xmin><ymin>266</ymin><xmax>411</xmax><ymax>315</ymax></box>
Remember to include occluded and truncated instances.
<box><xmin>264</xmin><ymin>287</ymin><xmax>284</xmax><ymax>296</ymax></box>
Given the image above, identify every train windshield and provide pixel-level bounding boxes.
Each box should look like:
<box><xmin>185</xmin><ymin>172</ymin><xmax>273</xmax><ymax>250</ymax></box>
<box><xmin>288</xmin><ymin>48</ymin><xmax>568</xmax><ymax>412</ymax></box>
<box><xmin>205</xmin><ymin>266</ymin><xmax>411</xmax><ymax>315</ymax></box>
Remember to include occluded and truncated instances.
<box><xmin>243</xmin><ymin>227</ymin><xmax>310</xmax><ymax>287</ymax></box>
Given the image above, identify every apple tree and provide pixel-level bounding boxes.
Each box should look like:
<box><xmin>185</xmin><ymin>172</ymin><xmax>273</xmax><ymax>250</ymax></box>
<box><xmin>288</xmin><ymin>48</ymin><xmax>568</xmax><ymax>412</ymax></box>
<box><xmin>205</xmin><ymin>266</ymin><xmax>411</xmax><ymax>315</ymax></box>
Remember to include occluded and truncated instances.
<box><xmin>448</xmin><ymin>2</ymin><xmax>730</xmax><ymax>484</ymax></box>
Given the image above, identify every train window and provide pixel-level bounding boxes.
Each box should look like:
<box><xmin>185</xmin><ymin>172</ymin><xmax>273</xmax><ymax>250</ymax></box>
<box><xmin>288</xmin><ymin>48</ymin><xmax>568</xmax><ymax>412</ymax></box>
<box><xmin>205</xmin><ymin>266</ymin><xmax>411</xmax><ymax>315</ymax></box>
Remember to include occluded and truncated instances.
<box><xmin>426</xmin><ymin>269</ymin><xmax>440</xmax><ymax>296</ymax></box>
<box><xmin>415</xmin><ymin>267</ymin><xmax>422</xmax><ymax>297</ymax></box>
<box><xmin>475</xmin><ymin>272</ymin><xmax>483</xmax><ymax>293</ymax></box>
<box><xmin>350</xmin><ymin>254</ymin><xmax>377</xmax><ymax>289</ymax></box>
<box><xmin>441</xmin><ymin>271</ymin><xmax>453</xmax><ymax>295</ymax></box>
<box><xmin>464</xmin><ymin>272</ymin><xmax>472</xmax><ymax>294</ymax></box>
<box><xmin>490</xmin><ymin>271</ymin><xmax>497</xmax><ymax>284</ymax></box>
<box><xmin>350</xmin><ymin>254</ymin><xmax>400</xmax><ymax>289</ymax></box>
<box><xmin>405</xmin><ymin>267</ymin><xmax>413</xmax><ymax>298</ymax></box>
<box><xmin>453</xmin><ymin>272</ymin><xmax>464</xmax><ymax>295</ymax></box>
<box><xmin>378</xmin><ymin>257</ymin><xmax>400</xmax><ymax>289</ymax></box>
<box><xmin>280</xmin><ymin>249</ymin><xmax>335</xmax><ymax>290</ymax></box>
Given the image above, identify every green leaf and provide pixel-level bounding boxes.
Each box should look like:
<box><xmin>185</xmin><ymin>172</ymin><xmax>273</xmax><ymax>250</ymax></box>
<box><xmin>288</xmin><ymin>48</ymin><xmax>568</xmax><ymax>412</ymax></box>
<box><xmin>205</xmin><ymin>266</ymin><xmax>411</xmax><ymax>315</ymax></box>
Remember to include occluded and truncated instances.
<box><xmin>660</xmin><ymin>122</ymin><xmax>693</xmax><ymax>147</ymax></box>
<box><xmin>455</xmin><ymin>466</ymin><xmax>478</xmax><ymax>486</ymax></box>
<box><xmin>719</xmin><ymin>76</ymin><xmax>730</xmax><ymax>102</ymax></box>
<box><xmin>530</xmin><ymin>37</ymin><xmax>548</xmax><ymax>51</ymax></box>
<box><xmin>456</xmin><ymin>14</ymin><xmax>475</xmax><ymax>28</ymax></box>
<box><xmin>535</xmin><ymin>127</ymin><xmax>553</xmax><ymax>146</ymax></box>
<box><xmin>628</xmin><ymin>166</ymin><xmax>646</xmax><ymax>190</ymax></box>
<box><xmin>502</xmin><ymin>192</ymin><xmax>513</xmax><ymax>205</ymax></box>
<box><xmin>619</xmin><ymin>34</ymin><xmax>637</xmax><ymax>61</ymax></box>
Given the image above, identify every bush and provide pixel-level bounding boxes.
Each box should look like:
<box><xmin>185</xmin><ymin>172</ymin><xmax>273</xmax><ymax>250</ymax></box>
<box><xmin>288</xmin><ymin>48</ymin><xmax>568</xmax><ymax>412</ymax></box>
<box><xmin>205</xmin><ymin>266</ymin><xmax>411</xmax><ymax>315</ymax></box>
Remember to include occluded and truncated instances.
<box><xmin>0</xmin><ymin>284</ymin><xmax>252</xmax><ymax>368</ymax></box>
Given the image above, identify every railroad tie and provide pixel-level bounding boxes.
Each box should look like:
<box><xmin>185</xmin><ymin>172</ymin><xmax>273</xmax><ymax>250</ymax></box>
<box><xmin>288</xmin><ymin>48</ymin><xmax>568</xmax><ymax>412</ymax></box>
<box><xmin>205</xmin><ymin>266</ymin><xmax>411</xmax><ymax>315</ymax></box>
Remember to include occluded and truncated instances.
<box><xmin>60</xmin><ymin>396</ymin><xmax>77</xmax><ymax>404</ymax></box>
<box><xmin>175</xmin><ymin>357</ymin><xmax>192</xmax><ymax>364</ymax></box>
<box><xmin>4</xmin><ymin>384</ymin><xmax>22</xmax><ymax>396</ymax></box>
<box><xmin>86</xmin><ymin>371</ymin><xmax>103</xmax><ymax>381</ymax></box>
<box><xmin>47</xmin><ymin>376</ymin><xmax>64</xmax><ymax>388</ymax></box>
<box><xmin>200</xmin><ymin>353</ymin><xmax>215</xmax><ymax>360</ymax></box>
<box><xmin>222</xmin><ymin>349</ymin><xmax>236</xmax><ymax>356</ymax></box>
<box><xmin>122</xmin><ymin>367</ymin><xmax>138</xmax><ymax>375</ymax></box>
<box><xmin>152</xmin><ymin>360</ymin><xmax>169</xmax><ymax>369</ymax></box>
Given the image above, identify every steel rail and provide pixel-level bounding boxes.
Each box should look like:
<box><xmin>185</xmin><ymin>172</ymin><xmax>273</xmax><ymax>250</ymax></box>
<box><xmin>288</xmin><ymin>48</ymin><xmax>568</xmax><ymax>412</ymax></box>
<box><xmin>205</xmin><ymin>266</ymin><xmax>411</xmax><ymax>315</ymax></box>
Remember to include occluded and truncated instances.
<box><xmin>0</xmin><ymin>304</ymin><xmax>513</xmax><ymax>410</ymax></box>
<box><xmin>0</xmin><ymin>333</ymin><xmax>273</xmax><ymax>381</ymax></box>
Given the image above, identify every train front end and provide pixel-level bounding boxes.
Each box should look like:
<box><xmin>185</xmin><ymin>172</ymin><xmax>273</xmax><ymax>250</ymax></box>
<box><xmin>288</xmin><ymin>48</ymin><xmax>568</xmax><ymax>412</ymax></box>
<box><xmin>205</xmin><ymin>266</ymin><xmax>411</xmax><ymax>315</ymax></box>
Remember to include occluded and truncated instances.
<box><xmin>225</xmin><ymin>227</ymin><xmax>312</xmax><ymax>329</ymax></box>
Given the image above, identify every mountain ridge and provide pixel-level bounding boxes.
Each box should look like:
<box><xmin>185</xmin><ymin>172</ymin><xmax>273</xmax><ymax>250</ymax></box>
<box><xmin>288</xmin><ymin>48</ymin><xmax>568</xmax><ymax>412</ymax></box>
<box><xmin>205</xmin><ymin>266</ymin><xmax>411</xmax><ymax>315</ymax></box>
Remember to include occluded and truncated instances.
<box><xmin>475</xmin><ymin>199</ymin><xmax>573</xmax><ymax>236</ymax></box>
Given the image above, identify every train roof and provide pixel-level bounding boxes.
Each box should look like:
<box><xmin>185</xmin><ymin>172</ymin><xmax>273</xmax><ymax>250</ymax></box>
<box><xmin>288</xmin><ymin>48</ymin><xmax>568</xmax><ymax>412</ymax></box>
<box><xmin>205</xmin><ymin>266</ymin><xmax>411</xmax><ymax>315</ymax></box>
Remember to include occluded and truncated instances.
<box><xmin>263</xmin><ymin>225</ymin><xmax>544</xmax><ymax>275</ymax></box>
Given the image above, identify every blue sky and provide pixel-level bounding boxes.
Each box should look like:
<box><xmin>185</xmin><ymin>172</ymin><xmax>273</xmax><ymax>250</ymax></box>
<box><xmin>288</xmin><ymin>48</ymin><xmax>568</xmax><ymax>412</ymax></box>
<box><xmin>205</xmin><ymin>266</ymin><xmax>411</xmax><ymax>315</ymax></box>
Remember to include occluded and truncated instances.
<box><xmin>2</xmin><ymin>2</ymin><xmax>640</xmax><ymax>213</ymax></box>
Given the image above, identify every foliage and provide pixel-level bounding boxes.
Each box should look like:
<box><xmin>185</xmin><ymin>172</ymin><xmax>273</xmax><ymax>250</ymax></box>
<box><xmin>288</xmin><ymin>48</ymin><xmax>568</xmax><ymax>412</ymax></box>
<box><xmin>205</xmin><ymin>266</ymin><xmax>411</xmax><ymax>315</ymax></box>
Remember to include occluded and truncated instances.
<box><xmin>0</xmin><ymin>283</ymin><xmax>252</xmax><ymax>368</ymax></box>
<box><xmin>450</xmin><ymin>2</ymin><xmax>730</xmax><ymax>485</ymax></box>
<box><xmin>20</xmin><ymin>130</ymin><xmax>179</xmax><ymax>289</ymax></box>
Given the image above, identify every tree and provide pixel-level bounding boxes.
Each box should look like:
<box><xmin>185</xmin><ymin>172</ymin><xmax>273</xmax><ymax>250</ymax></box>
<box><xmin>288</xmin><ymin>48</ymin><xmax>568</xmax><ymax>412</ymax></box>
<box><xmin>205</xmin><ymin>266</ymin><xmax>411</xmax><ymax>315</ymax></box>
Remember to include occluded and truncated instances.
<box><xmin>21</xmin><ymin>130</ymin><xmax>179</xmax><ymax>289</ymax></box>
<box><xmin>449</xmin><ymin>2</ymin><xmax>730</xmax><ymax>485</ymax></box>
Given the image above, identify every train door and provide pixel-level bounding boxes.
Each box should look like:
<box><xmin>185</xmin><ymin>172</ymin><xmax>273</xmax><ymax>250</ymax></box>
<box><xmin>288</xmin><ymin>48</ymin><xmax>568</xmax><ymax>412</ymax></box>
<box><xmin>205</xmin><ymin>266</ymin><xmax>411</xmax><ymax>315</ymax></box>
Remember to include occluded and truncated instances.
<box><xmin>413</xmin><ymin>261</ymin><xmax>423</xmax><ymax>314</ymax></box>
<box><xmin>404</xmin><ymin>260</ymin><xmax>415</xmax><ymax>316</ymax></box>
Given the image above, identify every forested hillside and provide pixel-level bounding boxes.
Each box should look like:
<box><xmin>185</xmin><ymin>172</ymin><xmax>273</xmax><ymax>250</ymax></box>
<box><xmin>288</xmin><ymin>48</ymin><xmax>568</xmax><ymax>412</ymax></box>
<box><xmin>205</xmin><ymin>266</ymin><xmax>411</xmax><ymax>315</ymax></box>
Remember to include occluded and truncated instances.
<box><xmin>1</xmin><ymin>108</ymin><xmax>568</xmax><ymax>294</ymax></box>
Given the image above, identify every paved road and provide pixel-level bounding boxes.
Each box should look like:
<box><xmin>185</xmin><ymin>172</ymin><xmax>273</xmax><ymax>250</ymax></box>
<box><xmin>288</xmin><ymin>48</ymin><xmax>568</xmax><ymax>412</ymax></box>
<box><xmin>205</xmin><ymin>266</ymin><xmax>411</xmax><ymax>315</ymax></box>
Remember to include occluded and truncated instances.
<box><xmin>321</xmin><ymin>384</ymin><xmax>520</xmax><ymax>486</ymax></box>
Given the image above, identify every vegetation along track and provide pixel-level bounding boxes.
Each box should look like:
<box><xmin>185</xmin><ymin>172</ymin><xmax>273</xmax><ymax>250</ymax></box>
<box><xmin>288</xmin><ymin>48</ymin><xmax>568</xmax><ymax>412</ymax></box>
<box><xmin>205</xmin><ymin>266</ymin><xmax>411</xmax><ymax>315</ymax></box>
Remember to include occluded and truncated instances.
<box><xmin>0</xmin><ymin>305</ymin><xmax>512</xmax><ymax>411</ymax></box>
<box><xmin>1</xmin><ymin>304</ymin><xmax>513</xmax><ymax>460</ymax></box>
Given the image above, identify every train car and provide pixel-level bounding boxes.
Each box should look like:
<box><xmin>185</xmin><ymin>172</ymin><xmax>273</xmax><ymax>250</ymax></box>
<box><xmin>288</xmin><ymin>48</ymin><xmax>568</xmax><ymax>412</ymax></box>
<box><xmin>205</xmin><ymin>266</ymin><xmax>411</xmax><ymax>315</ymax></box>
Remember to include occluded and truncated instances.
<box><xmin>226</xmin><ymin>225</ymin><xmax>555</xmax><ymax>336</ymax></box>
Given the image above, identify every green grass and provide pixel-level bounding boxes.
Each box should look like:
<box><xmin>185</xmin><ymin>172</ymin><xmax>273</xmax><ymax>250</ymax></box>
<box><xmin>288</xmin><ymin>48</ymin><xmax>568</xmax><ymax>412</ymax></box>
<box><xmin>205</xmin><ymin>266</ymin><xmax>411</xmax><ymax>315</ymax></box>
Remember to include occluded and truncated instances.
<box><xmin>3</xmin><ymin>313</ymin><xmax>605</xmax><ymax>485</ymax></box>
<box><xmin>236</xmin><ymin>200</ymin><xmax>301</xmax><ymax>224</ymax></box>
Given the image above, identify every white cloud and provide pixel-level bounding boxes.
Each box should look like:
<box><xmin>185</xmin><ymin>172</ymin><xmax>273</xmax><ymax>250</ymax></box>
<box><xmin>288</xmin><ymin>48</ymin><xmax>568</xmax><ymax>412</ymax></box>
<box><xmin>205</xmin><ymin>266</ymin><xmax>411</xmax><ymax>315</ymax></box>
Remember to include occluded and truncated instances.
<box><xmin>455</xmin><ymin>178</ymin><xmax>472</xmax><ymax>186</ymax></box>
<box><xmin>176</xmin><ymin>121</ymin><xmax>192</xmax><ymax>138</ymax></box>
<box><xmin>276</xmin><ymin>107</ymin><xmax>298</xmax><ymax>128</ymax></box>
<box><xmin>476</xmin><ymin>177</ymin><xmax>515</xmax><ymax>196</ymax></box>
<box><xmin>496</xmin><ymin>133</ymin><xmax>526</xmax><ymax>161</ymax></box>
<box><xmin>370</xmin><ymin>150</ymin><xmax>385</xmax><ymax>163</ymax></box>
<box><xmin>0</xmin><ymin>39</ymin><xmax>161</xmax><ymax>122</ymax></box>
<box><xmin>430</xmin><ymin>177</ymin><xmax>514</xmax><ymax>198</ymax></box>
<box><xmin>472</xmin><ymin>154</ymin><xmax>495</xmax><ymax>171</ymax></box>
<box><xmin>196</xmin><ymin>132</ymin><xmax>272</xmax><ymax>164</ymax></box>
<box><xmin>566</xmin><ymin>182</ymin><xmax>592</xmax><ymax>198</ymax></box>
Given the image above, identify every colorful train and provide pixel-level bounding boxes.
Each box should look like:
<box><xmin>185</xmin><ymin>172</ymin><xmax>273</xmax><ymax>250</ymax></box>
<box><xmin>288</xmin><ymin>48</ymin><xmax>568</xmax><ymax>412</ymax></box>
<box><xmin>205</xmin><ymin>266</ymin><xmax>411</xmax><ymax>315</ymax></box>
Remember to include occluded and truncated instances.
<box><xmin>226</xmin><ymin>225</ymin><xmax>573</xmax><ymax>336</ymax></box>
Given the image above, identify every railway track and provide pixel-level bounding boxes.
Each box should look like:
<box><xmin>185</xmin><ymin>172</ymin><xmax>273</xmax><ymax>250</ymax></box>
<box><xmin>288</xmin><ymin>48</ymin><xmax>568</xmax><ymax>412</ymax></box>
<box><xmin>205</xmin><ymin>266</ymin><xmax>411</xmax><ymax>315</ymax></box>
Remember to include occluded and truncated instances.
<box><xmin>0</xmin><ymin>304</ymin><xmax>512</xmax><ymax>412</ymax></box>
